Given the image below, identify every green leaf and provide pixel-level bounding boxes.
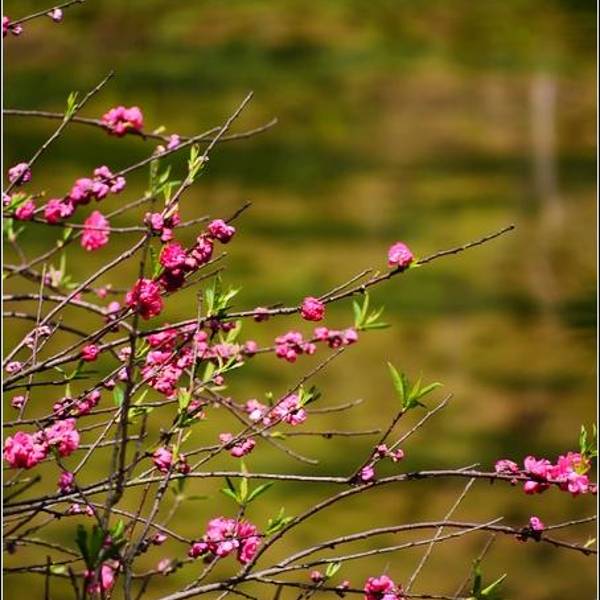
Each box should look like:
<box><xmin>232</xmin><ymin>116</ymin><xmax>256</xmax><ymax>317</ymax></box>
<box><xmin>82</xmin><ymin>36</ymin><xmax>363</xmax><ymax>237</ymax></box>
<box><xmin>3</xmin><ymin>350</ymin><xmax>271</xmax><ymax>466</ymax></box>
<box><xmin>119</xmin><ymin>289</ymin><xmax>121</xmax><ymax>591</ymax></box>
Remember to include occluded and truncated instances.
<box><xmin>220</xmin><ymin>488</ymin><xmax>239</xmax><ymax>503</ymax></box>
<box><xmin>481</xmin><ymin>573</ymin><xmax>507</xmax><ymax>598</ymax></box>
<box><xmin>247</xmin><ymin>482</ymin><xmax>274</xmax><ymax>503</ymax></box>
<box><xmin>325</xmin><ymin>562</ymin><xmax>342</xmax><ymax>578</ymax></box>
<box><xmin>388</xmin><ymin>362</ymin><xmax>406</xmax><ymax>404</ymax></box>
<box><xmin>75</xmin><ymin>525</ymin><xmax>89</xmax><ymax>567</ymax></box>
<box><xmin>113</xmin><ymin>387</ymin><xmax>124</xmax><ymax>407</ymax></box>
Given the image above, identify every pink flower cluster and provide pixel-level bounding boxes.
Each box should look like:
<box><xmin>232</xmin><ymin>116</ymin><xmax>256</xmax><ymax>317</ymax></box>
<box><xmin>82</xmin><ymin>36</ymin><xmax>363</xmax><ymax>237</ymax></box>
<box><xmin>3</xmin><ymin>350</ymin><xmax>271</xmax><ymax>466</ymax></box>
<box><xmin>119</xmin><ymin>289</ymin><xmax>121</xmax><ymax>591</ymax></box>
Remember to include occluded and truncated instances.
<box><xmin>495</xmin><ymin>452</ymin><xmax>596</xmax><ymax>496</ymax></box>
<box><xmin>3</xmin><ymin>418</ymin><xmax>80</xmax><ymax>469</ymax></box>
<box><xmin>188</xmin><ymin>517</ymin><xmax>261</xmax><ymax>564</ymax></box>
<box><xmin>125</xmin><ymin>278</ymin><xmax>164</xmax><ymax>320</ymax></box>
<box><xmin>3</xmin><ymin>16</ymin><xmax>23</xmax><ymax>37</ymax></box>
<box><xmin>7</xmin><ymin>162</ymin><xmax>31</xmax><ymax>185</ymax></box>
<box><xmin>54</xmin><ymin>390</ymin><xmax>101</xmax><ymax>418</ymax></box>
<box><xmin>364</xmin><ymin>575</ymin><xmax>404</xmax><ymax>600</ymax></box>
<box><xmin>314</xmin><ymin>326</ymin><xmax>358</xmax><ymax>348</ymax></box>
<box><xmin>101</xmin><ymin>105</ymin><xmax>144</xmax><ymax>136</ymax></box>
<box><xmin>151</xmin><ymin>446</ymin><xmax>189</xmax><ymax>474</ymax></box>
<box><xmin>44</xmin><ymin>165</ymin><xmax>125</xmax><ymax>224</ymax></box>
<box><xmin>145</xmin><ymin>211</ymin><xmax>181</xmax><ymax>243</ymax></box>
<box><xmin>219</xmin><ymin>433</ymin><xmax>256</xmax><ymax>457</ymax></box>
<box><xmin>81</xmin><ymin>210</ymin><xmax>110</xmax><ymax>251</ymax></box>
<box><xmin>275</xmin><ymin>331</ymin><xmax>316</xmax><ymax>362</ymax></box>
<box><xmin>85</xmin><ymin>563</ymin><xmax>117</xmax><ymax>595</ymax></box>
<box><xmin>387</xmin><ymin>242</ymin><xmax>414</xmax><ymax>270</ymax></box>
<box><xmin>245</xmin><ymin>394</ymin><xmax>307</xmax><ymax>427</ymax></box>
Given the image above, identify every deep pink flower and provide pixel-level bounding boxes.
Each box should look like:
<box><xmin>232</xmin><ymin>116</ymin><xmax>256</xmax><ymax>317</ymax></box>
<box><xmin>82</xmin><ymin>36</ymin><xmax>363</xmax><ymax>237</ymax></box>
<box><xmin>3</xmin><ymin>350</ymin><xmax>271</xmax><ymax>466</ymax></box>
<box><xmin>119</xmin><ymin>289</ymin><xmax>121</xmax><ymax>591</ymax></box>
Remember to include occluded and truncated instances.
<box><xmin>269</xmin><ymin>394</ymin><xmax>307</xmax><ymax>426</ymax></box>
<box><xmin>101</xmin><ymin>105</ymin><xmax>144</xmax><ymax>137</ymax></box>
<box><xmin>275</xmin><ymin>331</ymin><xmax>316</xmax><ymax>363</ymax></box>
<box><xmin>43</xmin><ymin>418</ymin><xmax>80</xmax><ymax>457</ymax></box>
<box><xmin>85</xmin><ymin>563</ymin><xmax>116</xmax><ymax>595</ymax></box>
<box><xmin>125</xmin><ymin>278</ymin><xmax>164</xmax><ymax>320</ymax></box>
<box><xmin>300</xmin><ymin>297</ymin><xmax>325</xmax><ymax>321</ymax></box>
<box><xmin>8</xmin><ymin>162</ymin><xmax>31</xmax><ymax>185</ymax></box>
<box><xmin>3</xmin><ymin>431</ymin><xmax>47</xmax><ymax>469</ymax></box>
<box><xmin>81</xmin><ymin>211</ymin><xmax>110</xmax><ymax>251</ymax></box>
<box><xmin>152</xmin><ymin>447</ymin><xmax>173</xmax><ymax>473</ymax></box>
<box><xmin>58</xmin><ymin>471</ymin><xmax>75</xmax><ymax>493</ymax></box>
<box><xmin>364</xmin><ymin>575</ymin><xmax>402</xmax><ymax>600</ymax></box>
<box><xmin>3</xmin><ymin>16</ymin><xmax>11</xmax><ymax>37</ymax></box>
<box><xmin>523</xmin><ymin>456</ymin><xmax>552</xmax><ymax>479</ymax></box>
<box><xmin>14</xmin><ymin>199</ymin><xmax>36</xmax><ymax>221</ymax></box>
<box><xmin>207</xmin><ymin>219</ymin><xmax>236</xmax><ymax>243</ymax></box>
<box><xmin>44</xmin><ymin>198</ymin><xmax>74</xmax><ymax>223</ymax></box>
<box><xmin>219</xmin><ymin>433</ymin><xmax>256</xmax><ymax>457</ymax></box>
<box><xmin>387</xmin><ymin>242</ymin><xmax>414</xmax><ymax>270</ymax></box>
<box><xmin>81</xmin><ymin>344</ymin><xmax>100</xmax><ymax>362</ymax></box>
<box><xmin>189</xmin><ymin>517</ymin><xmax>261</xmax><ymax>564</ymax></box>
<box><xmin>160</xmin><ymin>242</ymin><xmax>187</xmax><ymax>270</ymax></box>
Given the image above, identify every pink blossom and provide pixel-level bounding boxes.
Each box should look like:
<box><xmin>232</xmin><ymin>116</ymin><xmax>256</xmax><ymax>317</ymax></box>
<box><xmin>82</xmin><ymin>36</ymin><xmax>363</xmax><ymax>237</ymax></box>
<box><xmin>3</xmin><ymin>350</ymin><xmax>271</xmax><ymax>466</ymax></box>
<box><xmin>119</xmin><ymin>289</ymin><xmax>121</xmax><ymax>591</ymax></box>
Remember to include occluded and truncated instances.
<box><xmin>186</xmin><ymin>235</ymin><xmax>214</xmax><ymax>269</ymax></box>
<box><xmin>275</xmin><ymin>331</ymin><xmax>316</xmax><ymax>363</ymax></box>
<box><xmin>67</xmin><ymin>503</ymin><xmax>95</xmax><ymax>517</ymax></box>
<box><xmin>3</xmin><ymin>16</ymin><xmax>11</xmax><ymax>37</ymax></box>
<box><xmin>160</xmin><ymin>242</ymin><xmax>188</xmax><ymax>269</ymax></box>
<box><xmin>125</xmin><ymin>278</ymin><xmax>164</xmax><ymax>320</ymax></box>
<box><xmin>189</xmin><ymin>517</ymin><xmax>261</xmax><ymax>564</ymax></box>
<box><xmin>167</xmin><ymin>134</ymin><xmax>181</xmax><ymax>150</ymax></box>
<box><xmin>387</xmin><ymin>242</ymin><xmax>414</xmax><ymax>270</ymax></box>
<box><xmin>5</xmin><ymin>361</ymin><xmax>22</xmax><ymax>374</ymax></box>
<box><xmin>219</xmin><ymin>433</ymin><xmax>256</xmax><ymax>457</ymax></box>
<box><xmin>58</xmin><ymin>471</ymin><xmax>75</xmax><ymax>493</ymax></box>
<box><xmin>245</xmin><ymin>399</ymin><xmax>268</xmax><ymax>422</ymax></box>
<box><xmin>359</xmin><ymin>464</ymin><xmax>375</xmax><ymax>482</ymax></box>
<box><xmin>151</xmin><ymin>532</ymin><xmax>168</xmax><ymax>545</ymax></box>
<box><xmin>93</xmin><ymin>165</ymin><xmax>126</xmax><ymax>193</ymax></box>
<box><xmin>11</xmin><ymin>395</ymin><xmax>25</xmax><ymax>410</ymax></box>
<box><xmin>310</xmin><ymin>571</ymin><xmax>324</xmax><ymax>583</ymax></box>
<box><xmin>81</xmin><ymin>211</ymin><xmax>110</xmax><ymax>251</ymax></box>
<box><xmin>14</xmin><ymin>199</ymin><xmax>36</xmax><ymax>221</ymax></box>
<box><xmin>157</xmin><ymin>558</ymin><xmax>172</xmax><ymax>574</ymax></box>
<box><xmin>81</xmin><ymin>344</ymin><xmax>100</xmax><ymax>362</ymax></box>
<box><xmin>269</xmin><ymin>394</ymin><xmax>307</xmax><ymax>426</ymax></box>
<box><xmin>523</xmin><ymin>456</ymin><xmax>552</xmax><ymax>479</ymax></box>
<box><xmin>529</xmin><ymin>516</ymin><xmax>545</xmax><ymax>532</ymax></box>
<box><xmin>152</xmin><ymin>447</ymin><xmax>173</xmax><ymax>473</ymax></box>
<box><xmin>8</xmin><ymin>162</ymin><xmax>31</xmax><ymax>185</ymax></box>
<box><xmin>48</xmin><ymin>8</ymin><xmax>63</xmax><ymax>22</ymax></box>
<box><xmin>243</xmin><ymin>340</ymin><xmax>258</xmax><ymax>356</ymax></box>
<box><xmin>300</xmin><ymin>296</ymin><xmax>325</xmax><ymax>321</ymax></box>
<box><xmin>101</xmin><ymin>105</ymin><xmax>144</xmax><ymax>137</ymax></box>
<box><xmin>85</xmin><ymin>563</ymin><xmax>116</xmax><ymax>595</ymax></box>
<box><xmin>74</xmin><ymin>390</ymin><xmax>101</xmax><ymax>416</ymax></box>
<box><xmin>43</xmin><ymin>418</ymin><xmax>80</xmax><ymax>457</ymax></box>
<box><xmin>494</xmin><ymin>459</ymin><xmax>520</xmax><ymax>474</ymax></box>
<box><xmin>207</xmin><ymin>219</ymin><xmax>236</xmax><ymax>243</ymax></box>
<box><xmin>44</xmin><ymin>198</ymin><xmax>74</xmax><ymax>223</ymax></box>
<box><xmin>3</xmin><ymin>432</ymin><xmax>47</xmax><ymax>469</ymax></box>
<box><xmin>364</xmin><ymin>575</ymin><xmax>403</xmax><ymax>600</ymax></box>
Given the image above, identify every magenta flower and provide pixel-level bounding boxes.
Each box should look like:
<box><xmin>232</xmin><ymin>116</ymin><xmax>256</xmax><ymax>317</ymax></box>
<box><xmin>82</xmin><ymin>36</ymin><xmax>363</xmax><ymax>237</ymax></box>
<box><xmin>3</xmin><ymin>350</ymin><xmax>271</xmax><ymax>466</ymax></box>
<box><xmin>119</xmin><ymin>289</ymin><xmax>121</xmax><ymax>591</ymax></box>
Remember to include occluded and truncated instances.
<box><xmin>219</xmin><ymin>433</ymin><xmax>256</xmax><ymax>457</ymax></box>
<box><xmin>101</xmin><ymin>105</ymin><xmax>144</xmax><ymax>137</ymax></box>
<box><xmin>8</xmin><ymin>162</ymin><xmax>31</xmax><ymax>185</ymax></box>
<box><xmin>58</xmin><ymin>471</ymin><xmax>75</xmax><ymax>493</ymax></box>
<box><xmin>11</xmin><ymin>395</ymin><xmax>25</xmax><ymax>410</ymax></box>
<box><xmin>359</xmin><ymin>464</ymin><xmax>375</xmax><ymax>482</ymax></box>
<box><xmin>300</xmin><ymin>296</ymin><xmax>325</xmax><ymax>321</ymax></box>
<box><xmin>152</xmin><ymin>447</ymin><xmax>173</xmax><ymax>473</ymax></box>
<box><xmin>43</xmin><ymin>418</ymin><xmax>80</xmax><ymax>457</ymax></box>
<box><xmin>189</xmin><ymin>517</ymin><xmax>261</xmax><ymax>565</ymax></box>
<box><xmin>3</xmin><ymin>431</ymin><xmax>47</xmax><ymax>469</ymax></box>
<box><xmin>125</xmin><ymin>278</ymin><xmax>164</xmax><ymax>320</ymax></box>
<box><xmin>387</xmin><ymin>241</ymin><xmax>414</xmax><ymax>270</ymax></box>
<box><xmin>81</xmin><ymin>344</ymin><xmax>100</xmax><ymax>362</ymax></box>
<box><xmin>14</xmin><ymin>199</ymin><xmax>36</xmax><ymax>221</ymax></box>
<box><xmin>364</xmin><ymin>575</ymin><xmax>403</xmax><ymax>600</ymax></box>
<box><xmin>44</xmin><ymin>198</ymin><xmax>74</xmax><ymax>223</ymax></box>
<box><xmin>160</xmin><ymin>242</ymin><xmax>188</xmax><ymax>270</ymax></box>
<box><xmin>207</xmin><ymin>219</ymin><xmax>236</xmax><ymax>244</ymax></box>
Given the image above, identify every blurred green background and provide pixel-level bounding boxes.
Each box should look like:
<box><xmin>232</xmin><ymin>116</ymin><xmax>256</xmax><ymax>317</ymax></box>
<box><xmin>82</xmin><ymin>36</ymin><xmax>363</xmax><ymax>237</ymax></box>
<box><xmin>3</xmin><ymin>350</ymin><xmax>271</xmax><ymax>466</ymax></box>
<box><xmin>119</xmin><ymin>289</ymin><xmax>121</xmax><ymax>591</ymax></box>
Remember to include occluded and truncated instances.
<box><xmin>3</xmin><ymin>1</ymin><xmax>597</xmax><ymax>599</ymax></box>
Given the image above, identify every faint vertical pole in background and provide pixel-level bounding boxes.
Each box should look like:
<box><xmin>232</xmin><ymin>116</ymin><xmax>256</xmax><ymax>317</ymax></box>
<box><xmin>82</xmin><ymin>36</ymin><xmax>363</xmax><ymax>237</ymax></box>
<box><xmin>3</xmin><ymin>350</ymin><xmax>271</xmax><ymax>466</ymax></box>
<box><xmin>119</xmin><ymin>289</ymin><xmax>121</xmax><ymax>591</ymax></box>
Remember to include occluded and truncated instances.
<box><xmin>528</xmin><ymin>71</ymin><xmax>563</xmax><ymax>312</ymax></box>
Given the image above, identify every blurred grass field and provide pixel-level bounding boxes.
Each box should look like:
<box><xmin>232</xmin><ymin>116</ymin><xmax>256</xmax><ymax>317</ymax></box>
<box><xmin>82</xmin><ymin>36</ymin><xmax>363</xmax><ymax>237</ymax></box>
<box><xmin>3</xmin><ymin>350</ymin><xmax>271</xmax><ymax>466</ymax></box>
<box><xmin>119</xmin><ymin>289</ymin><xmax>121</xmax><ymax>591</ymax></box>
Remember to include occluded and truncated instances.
<box><xmin>2</xmin><ymin>1</ymin><xmax>597</xmax><ymax>598</ymax></box>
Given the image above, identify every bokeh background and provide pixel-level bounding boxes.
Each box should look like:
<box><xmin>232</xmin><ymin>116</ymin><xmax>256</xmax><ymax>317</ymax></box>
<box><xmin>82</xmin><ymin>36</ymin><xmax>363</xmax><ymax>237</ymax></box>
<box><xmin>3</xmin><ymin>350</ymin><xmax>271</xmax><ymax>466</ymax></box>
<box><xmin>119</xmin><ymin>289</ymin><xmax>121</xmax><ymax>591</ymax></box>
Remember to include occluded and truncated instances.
<box><xmin>3</xmin><ymin>1</ymin><xmax>597</xmax><ymax>599</ymax></box>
